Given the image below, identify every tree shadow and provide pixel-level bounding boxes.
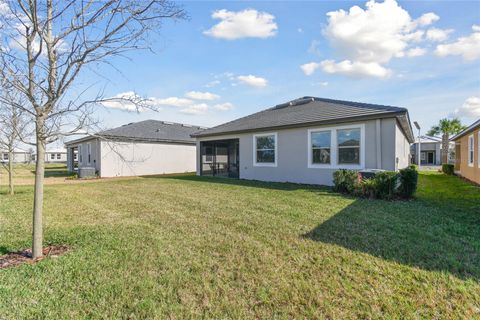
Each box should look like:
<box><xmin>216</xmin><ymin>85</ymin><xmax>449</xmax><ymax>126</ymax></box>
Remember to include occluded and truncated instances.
<box><xmin>303</xmin><ymin>198</ymin><xmax>480</xmax><ymax>281</ymax></box>
<box><xmin>0</xmin><ymin>246</ymin><xmax>10</xmax><ymax>255</ymax></box>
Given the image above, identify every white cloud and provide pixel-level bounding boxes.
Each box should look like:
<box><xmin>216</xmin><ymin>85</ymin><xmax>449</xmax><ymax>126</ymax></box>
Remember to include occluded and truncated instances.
<box><xmin>297</xmin><ymin>28</ymin><xmax>304</xmax><ymax>33</ymax></box>
<box><xmin>300</xmin><ymin>62</ymin><xmax>321</xmax><ymax>76</ymax></box>
<box><xmin>426</xmin><ymin>28</ymin><xmax>453</xmax><ymax>42</ymax></box>
<box><xmin>237</xmin><ymin>75</ymin><xmax>268</xmax><ymax>87</ymax></box>
<box><xmin>180</xmin><ymin>103</ymin><xmax>209</xmax><ymax>115</ymax></box>
<box><xmin>204</xmin><ymin>9</ymin><xmax>277</xmax><ymax>40</ymax></box>
<box><xmin>213</xmin><ymin>102</ymin><xmax>234</xmax><ymax>111</ymax></box>
<box><xmin>406</xmin><ymin>47</ymin><xmax>427</xmax><ymax>57</ymax></box>
<box><xmin>204</xmin><ymin>80</ymin><xmax>220</xmax><ymax>88</ymax></box>
<box><xmin>308</xmin><ymin>40</ymin><xmax>321</xmax><ymax>55</ymax></box>
<box><xmin>302</xmin><ymin>0</ymin><xmax>443</xmax><ymax>78</ymax></box>
<box><xmin>435</xmin><ymin>25</ymin><xmax>480</xmax><ymax>61</ymax></box>
<box><xmin>312</xmin><ymin>81</ymin><xmax>329</xmax><ymax>87</ymax></box>
<box><xmin>412</xmin><ymin>12</ymin><xmax>439</xmax><ymax>28</ymax></box>
<box><xmin>153</xmin><ymin>97</ymin><xmax>194</xmax><ymax>108</ymax></box>
<box><xmin>454</xmin><ymin>96</ymin><xmax>480</xmax><ymax>118</ymax></box>
<box><xmin>185</xmin><ymin>91</ymin><xmax>220</xmax><ymax>101</ymax></box>
<box><xmin>100</xmin><ymin>91</ymin><xmax>147</xmax><ymax>112</ymax></box>
<box><xmin>320</xmin><ymin>60</ymin><xmax>392</xmax><ymax>79</ymax></box>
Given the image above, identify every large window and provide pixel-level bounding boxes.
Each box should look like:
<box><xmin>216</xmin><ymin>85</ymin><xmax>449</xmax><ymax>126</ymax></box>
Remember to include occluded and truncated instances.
<box><xmin>50</xmin><ymin>153</ymin><xmax>55</xmax><ymax>160</ymax></box>
<box><xmin>337</xmin><ymin>128</ymin><xmax>361</xmax><ymax>165</ymax></box>
<box><xmin>254</xmin><ymin>133</ymin><xmax>277</xmax><ymax>166</ymax></box>
<box><xmin>311</xmin><ymin>131</ymin><xmax>331</xmax><ymax>165</ymax></box>
<box><xmin>468</xmin><ymin>134</ymin><xmax>474</xmax><ymax>166</ymax></box>
<box><xmin>78</xmin><ymin>145</ymin><xmax>83</xmax><ymax>164</ymax></box>
<box><xmin>3</xmin><ymin>153</ymin><xmax>8</xmax><ymax>160</ymax></box>
<box><xmin>308</xmin><ymin>124</ymin><xmax>364</xmax><ymax>169</ymax></box>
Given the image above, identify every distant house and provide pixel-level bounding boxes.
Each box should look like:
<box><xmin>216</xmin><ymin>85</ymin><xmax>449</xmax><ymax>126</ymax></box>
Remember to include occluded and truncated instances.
<box><xmin>410</xmin><ymin>135</ymin><xmax>454</xmax><ymax>165</ymax></box>
<box><xmin>65</xmin><ymin>120</ymin><xmax>205</xmax><ymax>177</ymax></box>
<box><xmin>34</xmin><ymin>148</ymin><xmax>67</xmax><ymax>163</ymax></box>
<box><xmin>451</xmin><ymin>119</ymin><xmax>480</xmax><ymax>184</ymax></box>
<box><xmin>0</xmin><ymin>148</ymin><xmax>31</xmax><ymax>163</ymax></box>
<box><xmin>191</xmin><ymin>97</ymin><xmax>414</xmax><ymax>186</ymax></box>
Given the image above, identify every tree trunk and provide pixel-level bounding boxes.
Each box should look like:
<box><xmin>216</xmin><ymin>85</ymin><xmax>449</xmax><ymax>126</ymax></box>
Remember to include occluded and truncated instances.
<box><xmin>8</xmin><ymin>149</ymin><xmax>13</xmax><ymax>195</ymax></box>
<box><xmin>32</xmin><ymin>120</ymin><xmax>46</xmax><ymax>259</ymax></box>
<box><xmin>442</xmin><ymin>133</ymin><xmax>449</xmax><ymax>164</ymax></box>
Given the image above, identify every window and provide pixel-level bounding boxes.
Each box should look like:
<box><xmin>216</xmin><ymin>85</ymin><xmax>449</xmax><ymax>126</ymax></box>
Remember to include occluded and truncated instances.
<box><xmin>74</xmin><ymin>153</ymin><xmax>77</xmax><ymax>160</ymax></box>
<box><xmin>205</xmin><ymin>146</ymin><xmax>213</xmax><ymax>163</ymax></box>
<box><xmin>3</xmin><ymin>153</ymin><xmax>8</xmax><ymax>160</ymax></box>
<box><xmin>253</xmin><ymin>133</ymin><xmax>277</xmax><ymax>166</ymax></box>
<box><xmin>421</xmin><ymin>152</ymin><xmax>426</xmax><ymax>161</ymax></box>
<box><xmin>31</xmin><ymin>154</ymin><xmax>36</xmax><ymax>161</ymax></box>
<box><xmin>87</xmin><ymin>143</ymin><xmax>91</xmax><ymax>164</ymax></box>
<box><xmin>468</xmin><ymin>134</ymin><xmax>474</xmax><ymax>167</ymax></box>
<box><xmin>57</xmin><ymin>153</ymin><xmax>61</xmax><ymax>159</ymax></box>
<box><xmin>337</xmin><ymin>128</ymin><xmax>361</xmax><ymax>165</ymax></box>
<box><xmin>78</xmin><ymin>145</ymin><xmax>83</xmax><ymax>163</ymax></box>
<box><xmin>310</xmin><ymin>131</ymin><xmax>331</xmax><ymax>165</ymax></box>
<box><xmin>51</xmin><ymin>153</ymin><xmax>55</xmax><ymax>160</ymax></box>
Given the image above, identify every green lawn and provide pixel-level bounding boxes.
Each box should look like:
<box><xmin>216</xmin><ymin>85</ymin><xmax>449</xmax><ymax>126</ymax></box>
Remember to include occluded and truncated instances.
<box><xmin>0</xmin><ymin>172</ymin><xmax>479</xmax><ymax>318</ymax></box>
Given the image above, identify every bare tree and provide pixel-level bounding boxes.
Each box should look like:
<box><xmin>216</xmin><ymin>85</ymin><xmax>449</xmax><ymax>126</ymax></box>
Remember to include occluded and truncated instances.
<box><xmin>0</xmin><ymin>0</ymin><xmax>186</xmax><ymax>259</ymax></box>
<box><xmin>0</xmin><ymin>82</ymin><xmax>31</xmax><ymax>195</ymax></box>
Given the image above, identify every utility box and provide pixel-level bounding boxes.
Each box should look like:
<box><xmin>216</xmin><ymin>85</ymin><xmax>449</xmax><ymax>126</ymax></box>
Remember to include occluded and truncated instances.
<box><xmin>79</xmin><ymin>167</ymin><xmax>96</xmax><ymax>178</ymax></box>
<box><xmin>358</xmin><ymin>169</ymin><xmax>385</xmax><ymax>180</ymax></box>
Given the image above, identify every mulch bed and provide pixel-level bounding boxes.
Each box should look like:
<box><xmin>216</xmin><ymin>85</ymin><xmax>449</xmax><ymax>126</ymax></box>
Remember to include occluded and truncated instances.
<box><xmin>0</xmin><ymin>245</ymin><xmax>69</xmax><ymax>269</ymax></box>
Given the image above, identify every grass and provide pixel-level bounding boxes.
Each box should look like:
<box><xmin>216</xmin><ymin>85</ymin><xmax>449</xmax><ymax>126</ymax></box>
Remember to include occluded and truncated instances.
<box><xmin>0</xmin><ymin>168</ymin><xmax>479</xmax><ymax>318</ymax></box>
<box><xmin>0</xmin><ymin>163</ymin><xmax>73</xmax><ymax>186</ymax></box>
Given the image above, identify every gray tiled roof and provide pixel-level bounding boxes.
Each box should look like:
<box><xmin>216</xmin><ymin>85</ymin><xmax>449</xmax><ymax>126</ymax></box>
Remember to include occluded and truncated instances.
<box><xmin>192</xmin><ymin>97</ymin><xmax>414</xmax><ymax>142</ymax></box>
<box><xmin>451</xmin><ymin>119</ymin><xmax>480</xmax><ymax>140</ymax></box>
<box><xmin>67</xmin><ymin>120</ymin><xmax>206</xmax><ymax>145</ymax></box>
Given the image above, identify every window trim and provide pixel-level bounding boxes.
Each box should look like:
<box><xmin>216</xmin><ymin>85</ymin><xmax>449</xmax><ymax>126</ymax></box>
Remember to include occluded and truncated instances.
<box><xmin>253</xmin><ymin>132</ymin><xmax>278</xmax><ymax>167</ymax></box>
<box><xmin>468</xmin><ymin>134</ymin><xmax>474</xmax><ymax>167</ymax></box>
<box><xmin>307</xmin><ymin>124</ymin><xmax>365</xmax><ymax>169</ymax></box>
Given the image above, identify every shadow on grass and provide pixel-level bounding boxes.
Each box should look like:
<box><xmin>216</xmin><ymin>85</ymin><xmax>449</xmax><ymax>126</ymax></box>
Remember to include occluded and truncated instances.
<box><xmin>30</xmin><ymin>166</ymin><xmax>74</xmax><ymax>178</ymax></box>
<box><xmin>303</xmin><ymin>198</ymin><xmax>480</xmax><ymax>281</ymax></box>
<box><xmin>0</xmin><ymin>246</ymin><xmax>10</xmax><ymax>255</ymax></box>
<box><xmin>150</xmin><ymin>173</ymin><xmax>334</xmax><ymax>193</ymax></box>
<box><xmin>148</xmin><ymin>173</ymin><xmax>480</xmax><ymax>280</ymax></box>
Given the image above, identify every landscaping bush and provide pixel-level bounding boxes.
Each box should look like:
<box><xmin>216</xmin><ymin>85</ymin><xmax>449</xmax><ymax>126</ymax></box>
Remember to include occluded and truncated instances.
<box><xmin>333</xmin><ymin>169</ymin><xmax>358</xmax><ymax>194</ymax></box>
<box><xmin>398</xmin><ymin>165</ymin><xmax>418</xmax><ymax>198</ymax></box>
<box><xmin>373</xmin><ymin>171</ymin><xmax>398</xmax><ymax>200</ymax></box>
<box><xmin>442</xmin><ymin>164</ymin><xmax>454</xmax><ymax>175</ymax></box>
<box><xmin>333</xmin><ymin>166</ymin><xmax>418</xmax><ymax>200</ymax></box>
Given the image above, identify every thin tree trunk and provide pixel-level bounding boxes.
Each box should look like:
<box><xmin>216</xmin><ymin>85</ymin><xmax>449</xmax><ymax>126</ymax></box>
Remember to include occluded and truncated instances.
<box><xmin>8</xmin><ymin>149</ymin><xmax>13</xmax><ymax>195</ymax></box>
<box><xmin>32</xmin><ymin>119</ymin><xmax>46</xmax><ymax>259</ymax></box>
<box><xmin>442</xmin><ymin>133</ymin><xmax>449</xmax><ymax>164</ymax></box>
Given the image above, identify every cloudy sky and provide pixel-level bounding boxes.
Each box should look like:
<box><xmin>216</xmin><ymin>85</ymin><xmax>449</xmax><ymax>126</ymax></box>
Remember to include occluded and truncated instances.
<box><xmin>74</xmin><ymin>0</ymin><xmax>480</xmax><ymax>135</ymax></box>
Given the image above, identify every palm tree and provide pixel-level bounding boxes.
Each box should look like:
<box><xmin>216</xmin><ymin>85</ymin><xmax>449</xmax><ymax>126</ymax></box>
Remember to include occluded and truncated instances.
<box><xmin>427</xmin><ymin>118</ymin><xmax>466</xmax><ymax>164</ymax></box>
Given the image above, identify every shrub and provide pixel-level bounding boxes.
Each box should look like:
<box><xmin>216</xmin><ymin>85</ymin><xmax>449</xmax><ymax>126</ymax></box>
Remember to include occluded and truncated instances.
<box><xmin>333</xmin><ymin>169</ymin><xmax>358</xmax><ymax>194</ymax></box>
<box><xmin>356</xmin><ymin>177</ymin><xmax>377</xmax><ymax>199</ymax></box>
<box><xmin>442</xmin><ymin>164</ymin><xmax>454</xmax><ymax>175</ymax></box>
<box><xmin>398</xmin><ymin>165</ymin><xmax>418</xmax><ymax>198</ymax></box>
<box><xmin>373</xmin><ymin>171</ymin><xmax>399</xmax><ymax>200</ymax></box>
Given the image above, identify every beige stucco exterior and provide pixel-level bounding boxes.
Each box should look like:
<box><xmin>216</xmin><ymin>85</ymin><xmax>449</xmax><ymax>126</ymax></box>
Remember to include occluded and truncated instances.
<box><xmin>454</xmin><ymin>126</ymin><xmax>480</xmax><ymax>184</ymax></box>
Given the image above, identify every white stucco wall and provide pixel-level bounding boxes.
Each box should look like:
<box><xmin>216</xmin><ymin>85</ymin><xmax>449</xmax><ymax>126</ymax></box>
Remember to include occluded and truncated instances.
<box><xmin>196</xmin><ymin>117</ymin><xmax>410</xmax><ymax>186</ymax></box>
<box><xmin>395</xmin><ymin>122</ymin><xmax>411</xmax><ymax>170</ymax></box>
<box><xmin>99</xmin><ymin>140</ymin><xmax>196</xmax><ymax>177</ymax></box>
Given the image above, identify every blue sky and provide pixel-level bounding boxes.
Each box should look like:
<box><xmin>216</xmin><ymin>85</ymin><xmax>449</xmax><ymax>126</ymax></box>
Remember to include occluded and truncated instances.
<box><xmin>74</xmin><ymin>0</ymin><xmax>480</xmax><ymax>137</ymax></box>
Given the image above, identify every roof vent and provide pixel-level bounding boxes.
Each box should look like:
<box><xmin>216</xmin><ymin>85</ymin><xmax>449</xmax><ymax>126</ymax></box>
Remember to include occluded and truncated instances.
<box><xmin>274</xmin><ymin>97</ymin><xmax>315</xmax><ymax>109</ymax></box>
<box><xmin>182</xmin><ymin>124</ymin><xmax>193</xmax><ymax>128</ymax></box>
<box><xmin>161</xmin><ymin>121</ymin><xmax>174</xmax><ymax>125</ymax></box>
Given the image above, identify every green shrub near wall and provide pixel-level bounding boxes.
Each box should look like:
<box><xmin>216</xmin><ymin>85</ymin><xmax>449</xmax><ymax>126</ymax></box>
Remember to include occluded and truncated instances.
<box><xmin>333</xmin><ymin>166</ymin><xmax>418</xmax><ymax>200</ymax></box>
<box><xmin>442</xmin><ymin>164</ymin><xmax>454</xmax><ymax>175</ymax></box>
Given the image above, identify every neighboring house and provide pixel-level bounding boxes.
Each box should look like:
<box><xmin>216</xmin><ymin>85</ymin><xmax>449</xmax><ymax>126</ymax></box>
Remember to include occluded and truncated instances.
<box><xmin>451</xmin><ymin>119</ymin><xmax>480</xmax><ymax>184</ymax></box>
<box><xmin>191</xmin><ymin>97</ymin><xmax>414</xmax><ymax>186</ymax></box>
<box><xmin>42</xmin><ymin>149</ymin><xmax>68</xmax><ymax>163</ymax></box>
<box><xmin>0</xmin><ymin>148</ymin><xmax>31</xmax><ymax>163</ymax></box>
<box><xmin>410</xmin><ymin>135</ymin><xmax>454</xmax><ymax>165</ymax></box>
<box><xmin>65</xmin><ymin>120</ymin><xmax>205</xmax><ymax>177</ymax></box>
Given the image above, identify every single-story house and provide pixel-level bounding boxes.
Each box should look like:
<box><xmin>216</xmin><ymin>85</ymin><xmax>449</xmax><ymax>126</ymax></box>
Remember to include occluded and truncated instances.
<box><xmin>410</xmin><ymin>135</ymin><xmax>454</xmax><ymax>165</ymax></box>
<box><xmin>65</xmin><ymin>120</ymin><xmax>205</xmax><ymax>177</ymax></box>
<box><xmin>32</xmin><ymin>148</ymin><xmax>67</xmax><ymax>163</ymax></box>
<box><xmin>451</xmin><ymin>119</ymin><xmax>480</xmax><ymax>184</ymax></box>
<box><xmin>191</xmin><ymin>97</ymin><xmax>414</xmax><ymax>186</ymax></box>
<box><xmin>0</xmin><ymin>148</ymin><xmax>32</xmax><ymax>163</ymax></box>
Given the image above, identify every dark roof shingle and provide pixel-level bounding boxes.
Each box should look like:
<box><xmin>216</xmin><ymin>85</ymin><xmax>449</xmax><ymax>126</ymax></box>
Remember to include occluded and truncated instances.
<box><xmin>192</xmin><ymin>97</ymin><xmax>414</xmax><ymax>142</ymax></box>
<box><xmin>67</xmin><ymin>120</ymin><xmax>206</xmax><ymax>145</ymax></box>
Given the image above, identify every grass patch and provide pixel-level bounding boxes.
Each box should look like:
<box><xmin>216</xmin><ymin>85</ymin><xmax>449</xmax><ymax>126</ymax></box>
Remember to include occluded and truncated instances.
<box><xmin>0</xmin><ymin>172</ymin><xmax>478</xmax><ymax>318</ymax></box>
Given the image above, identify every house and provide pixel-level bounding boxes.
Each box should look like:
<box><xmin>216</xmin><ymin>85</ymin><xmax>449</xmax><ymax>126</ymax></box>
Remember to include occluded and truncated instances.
<box><xmin>65</xmin><ymin>120</ymin><xmax>205</xmax><ymax>177</ymax></box>
<box><xmin>410</xmin><ymin>135</ymin><xmax>454</xmax><ymax>165</ymax></box>
<box><xmin>32</xmin><ymin>148</ymin><xmax>67</xmax><ymax>163</ymax></box>
<box><xmin>191</xmin><ymin>97</ymin><xmax>414</xmax><ymax>186</ymax></box>
<box><xmin>451</xmin><ymin>119</ymin><xmax>480</xmax><ymax>184</ymax></box>
<box><xmin>0</xmin><ymin>148</ymin><xmax>32</xmax><ymax>163</ymax></box>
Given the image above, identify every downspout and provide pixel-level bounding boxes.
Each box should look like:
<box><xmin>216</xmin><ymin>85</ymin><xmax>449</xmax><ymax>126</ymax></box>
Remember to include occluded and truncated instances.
<box><xmin>376</xmin><ymin>119</ymin><xmax>382</xmax><ymax>169</ymax></box>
